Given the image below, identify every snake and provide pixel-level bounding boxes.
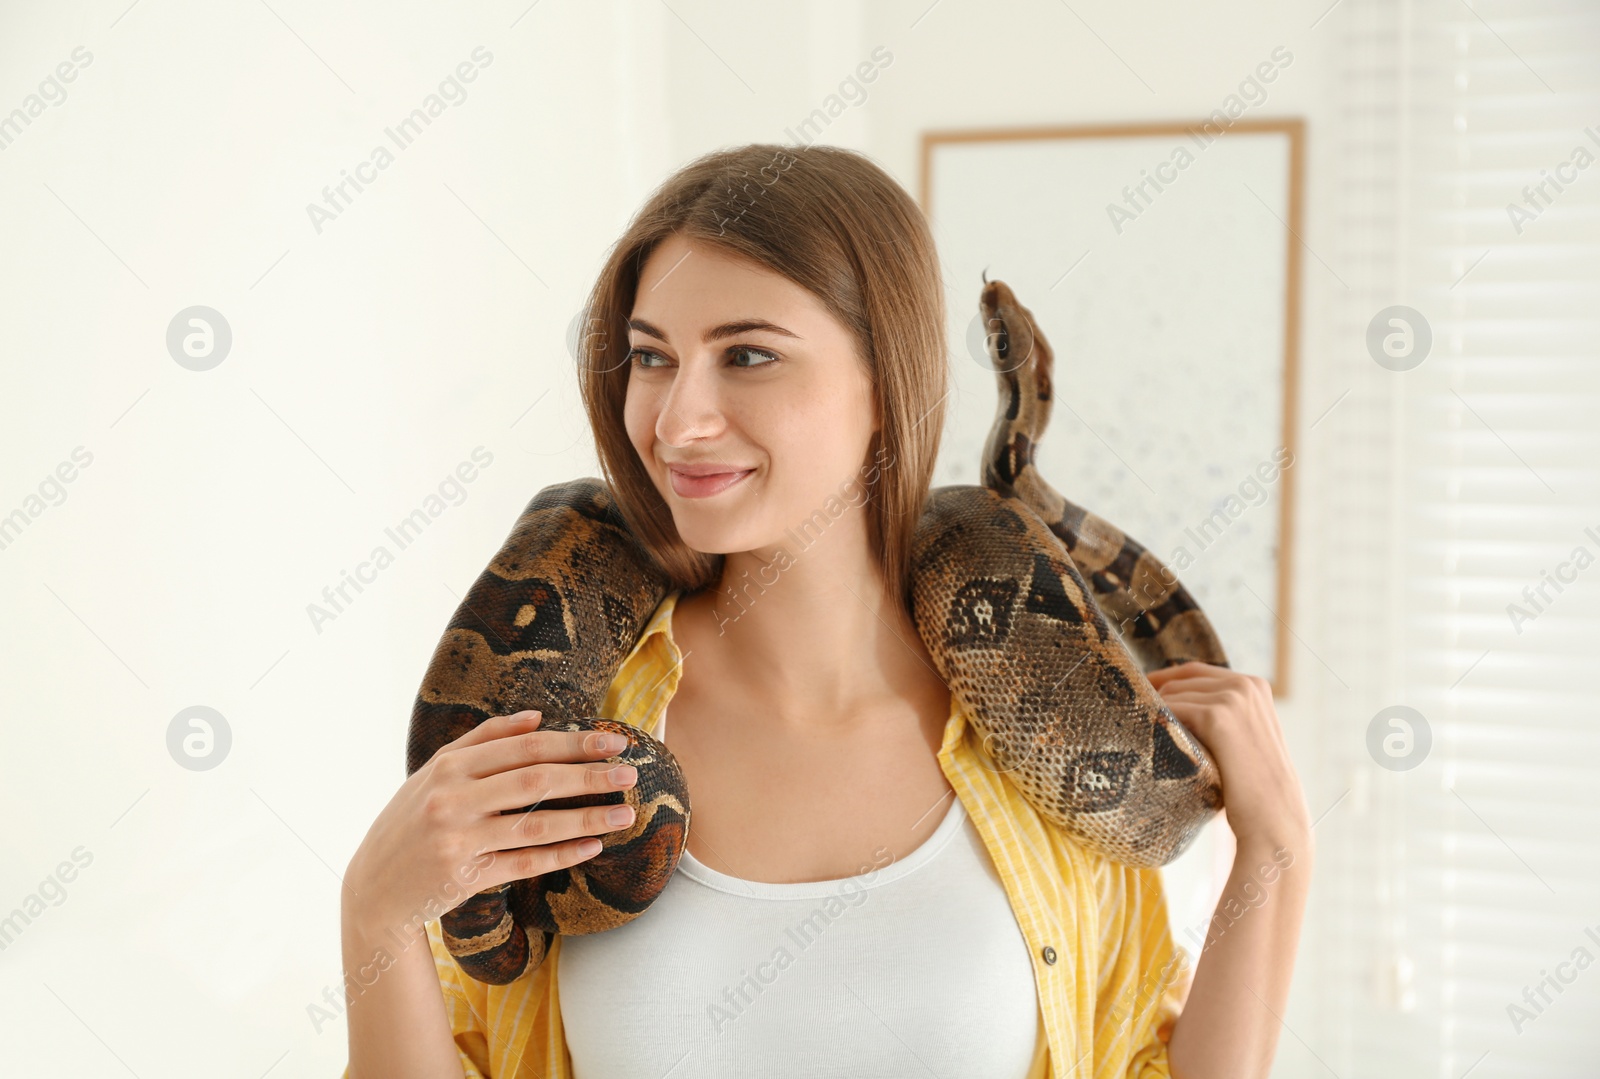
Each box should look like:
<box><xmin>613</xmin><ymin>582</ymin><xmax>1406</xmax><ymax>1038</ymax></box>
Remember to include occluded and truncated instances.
<box><xmin>405</xmin><ymin>277</ymin><xmax>1229</xmax><ymax>986</ymax></box>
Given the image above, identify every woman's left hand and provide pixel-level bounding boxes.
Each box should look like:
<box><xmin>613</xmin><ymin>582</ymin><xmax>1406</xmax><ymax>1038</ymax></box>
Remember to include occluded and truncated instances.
<box><xmin>1146</xmin><ymin>661</ymin><xmax>1311</xmax><ymax>851</ymax></box>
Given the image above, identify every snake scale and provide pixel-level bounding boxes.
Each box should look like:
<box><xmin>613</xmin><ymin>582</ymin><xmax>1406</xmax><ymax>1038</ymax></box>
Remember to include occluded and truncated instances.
<box><xmin>406</xmin><ymin>278</ymin><xmax>1229</xmax><ymax>986</ymax></box>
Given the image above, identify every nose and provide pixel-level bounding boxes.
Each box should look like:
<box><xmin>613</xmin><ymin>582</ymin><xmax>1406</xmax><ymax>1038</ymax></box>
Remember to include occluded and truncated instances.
<box><xmin>652</xmin><ymin>352</ymin><xmax>728</xmax><ymax>449</ymax></box>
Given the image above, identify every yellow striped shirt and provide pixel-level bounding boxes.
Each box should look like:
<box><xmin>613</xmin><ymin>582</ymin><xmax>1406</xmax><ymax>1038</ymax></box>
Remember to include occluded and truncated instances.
<box><xmin>346</xmin><ymin>589</ymin><xmax>1188</xmax><ymax>1078</ymax></box>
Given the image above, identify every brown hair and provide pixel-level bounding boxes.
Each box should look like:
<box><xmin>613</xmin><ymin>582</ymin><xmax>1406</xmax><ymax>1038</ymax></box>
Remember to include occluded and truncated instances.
<box><xmin>577</xmin><ymin>143</ymin><xmax>948</xmax><ymax>610</ymax></box>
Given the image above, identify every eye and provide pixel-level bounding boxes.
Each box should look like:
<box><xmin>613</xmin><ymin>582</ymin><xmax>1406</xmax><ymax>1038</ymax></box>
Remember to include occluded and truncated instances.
<box><xmin>729</xmin><ymin>346</ymin><xmax>779</xmax><ymax>368</ymax></box>
<box><xmin>626</xmin><ymin>346</ymin><xmax>780</xmax><ymax>370</ymax></box>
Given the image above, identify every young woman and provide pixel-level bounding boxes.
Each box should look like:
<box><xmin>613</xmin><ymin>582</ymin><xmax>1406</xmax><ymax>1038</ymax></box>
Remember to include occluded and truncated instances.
<box><xmin>342</xmin><ymin>144</ymin><xmax>1313</xmax><ymax>1079</ymax></box>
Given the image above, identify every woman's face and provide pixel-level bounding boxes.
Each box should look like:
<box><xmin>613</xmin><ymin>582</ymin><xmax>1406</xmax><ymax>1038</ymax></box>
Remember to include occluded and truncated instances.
<box><xmin>623</xmin><ymin>232</ymin><xmax>880</xmax><ymax>556</ymax></box>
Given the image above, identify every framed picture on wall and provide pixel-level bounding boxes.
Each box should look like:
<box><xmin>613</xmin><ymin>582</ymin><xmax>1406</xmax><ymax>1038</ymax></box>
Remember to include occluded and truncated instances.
<box><xmin>920</xmin><ymin>118</ymin><xmax>1304</xmax><ymax>699</ymax></box>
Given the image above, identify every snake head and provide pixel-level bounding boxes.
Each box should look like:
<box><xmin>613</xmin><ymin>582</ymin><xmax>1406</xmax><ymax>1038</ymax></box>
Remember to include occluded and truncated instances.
<box><xmin>976</xmin><ymin>277</ymin><xmax>1052</xmax><ymax>382</ymax></box>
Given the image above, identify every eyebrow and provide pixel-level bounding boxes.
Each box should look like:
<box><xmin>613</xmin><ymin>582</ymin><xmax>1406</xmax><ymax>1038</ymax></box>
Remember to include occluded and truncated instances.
<box><xmin>627</xmin><ymin>317</ymin><xmax>802</xmax><ymax>344</ymax></box>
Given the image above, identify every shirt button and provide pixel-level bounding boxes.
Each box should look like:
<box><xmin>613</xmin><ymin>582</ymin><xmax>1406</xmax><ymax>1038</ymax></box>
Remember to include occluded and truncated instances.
<box><xmin>1041</xmin><ymin>945</ymin><xmax>1057</xmax><ymax>965</ymax></box>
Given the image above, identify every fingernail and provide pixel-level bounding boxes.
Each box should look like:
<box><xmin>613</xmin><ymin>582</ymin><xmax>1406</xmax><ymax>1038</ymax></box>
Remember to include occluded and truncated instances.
<box><xmin>609</xmin><ymin>765</ymin><xmax>637</xmax><ymax>785</ymax></box>
<box><xmin>596</xmin><ymin>733</ymin><xmax>625</xmax><ymax>753</ymax></box>
<box><xmin>606</xmin><ymin>805</ymin><xmax>635</xmax><ymax>826</ymax></box>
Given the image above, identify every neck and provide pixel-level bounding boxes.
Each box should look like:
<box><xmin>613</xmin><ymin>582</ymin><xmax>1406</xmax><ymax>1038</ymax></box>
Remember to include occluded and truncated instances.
<box><xmin>678</xmin><ymin>524</ymin><xmax>940</xmax><ymax>731</ymax></box>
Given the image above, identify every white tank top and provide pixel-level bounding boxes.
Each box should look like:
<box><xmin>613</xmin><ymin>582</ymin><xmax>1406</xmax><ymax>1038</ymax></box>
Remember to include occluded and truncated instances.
<box><xmin>556</xmin><ymin>709</ymin><xmax>1042</xmax><ymax>1078</ymax></box>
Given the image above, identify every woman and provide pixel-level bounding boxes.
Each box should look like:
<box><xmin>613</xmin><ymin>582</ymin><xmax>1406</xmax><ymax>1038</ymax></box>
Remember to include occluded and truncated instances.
<box><xmin>342</xmin><ymin>144</ymin><xmax>1313</xmax><ymax>1079</ymax></box>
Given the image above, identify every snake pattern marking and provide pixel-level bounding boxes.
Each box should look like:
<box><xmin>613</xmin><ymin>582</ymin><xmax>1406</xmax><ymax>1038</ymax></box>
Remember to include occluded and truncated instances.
<box><xmin>405</xmin><ymin>278</ymin><xmax>1228</xmax><ymax>985</ymax></box>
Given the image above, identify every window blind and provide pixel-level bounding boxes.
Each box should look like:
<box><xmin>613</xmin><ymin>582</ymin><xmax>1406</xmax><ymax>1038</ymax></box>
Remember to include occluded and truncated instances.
<box><xmin>1315</xmin><ymin>1</ymin><xmax>1600</xmax><ymax>1075</ymax></box>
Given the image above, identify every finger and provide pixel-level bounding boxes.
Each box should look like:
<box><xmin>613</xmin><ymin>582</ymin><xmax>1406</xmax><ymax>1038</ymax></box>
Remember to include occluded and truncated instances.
<box><xmin>1157</xmin><ymin>681</ymin><xmax>1272</xmax><ymax>714</ymax></box>
<box><xmin>1156</xmin><ymin>689</ymin><xmax>1234</xmax><ymax>722</ymax></box>
<box><xmin>1156</xmin><ymin>688</ymin><xmax>1239</xmax><ymax>704</ymax></box>
<box><xmin>1145</xmin><ymin>661</ymin><xmax>1225</xmax><ymax>685</ymax></box>
<box><xmin>465</xmin><ymin>725</ymin><xmax>630</xmax><ymax>780</ymax></box>
<box><xmin>1145</xmin><ymin>659</ymin><xmax>1216</xmax><ymax>685</ymax></box>
<box><xmin>1150</xmin><ymin>665</ymin><xmax>1271</xmax><ymax>699</ymax></box>
<box><xmin>446</xmin><ymin>709</ymin><xmax>544</xmax><ymax>751</ymax></box>
<box><xmin>1150</xmin><ymin>672</ymin><xmax>1249</xmax><ymax>696</ymax></box>
<box><xmin>477</xmin><ymin>758</ymin><xmax>638</xmax><ymax>815</ymax></box>
<box><xmin>483</xmin><ymin>801</ymin><xmax>638</xmax><ymax>856</ymax></box>
<box><xmin>474</xmin><ymin>834</ymin><xmax>609</xmax><ymax>892</ymax></box>
<box><xmin>1157</xmin><ymin>689</ymin><xmax>1243</xmax><ymax>721</ymax></box>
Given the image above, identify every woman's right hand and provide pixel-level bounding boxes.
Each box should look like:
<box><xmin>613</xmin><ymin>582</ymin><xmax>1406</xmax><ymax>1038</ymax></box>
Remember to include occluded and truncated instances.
<box><xmin>343</xmin><ymin>709</ymin><xmax>640</xmax><ymax>932</ymax></box>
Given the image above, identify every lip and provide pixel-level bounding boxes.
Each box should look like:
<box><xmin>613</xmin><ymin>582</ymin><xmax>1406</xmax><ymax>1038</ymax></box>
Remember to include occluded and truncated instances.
<box><xmin>667</xmin><ymin>464</ymin><xmax>755</xmax><ymax>499</ymax></box>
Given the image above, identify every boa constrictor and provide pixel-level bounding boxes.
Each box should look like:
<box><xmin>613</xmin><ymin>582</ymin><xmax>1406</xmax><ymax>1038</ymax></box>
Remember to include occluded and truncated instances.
<box><xmin>406</xmin><ymin>278</ymin><xmax>1228</xmax><ymax>985</ymax></box>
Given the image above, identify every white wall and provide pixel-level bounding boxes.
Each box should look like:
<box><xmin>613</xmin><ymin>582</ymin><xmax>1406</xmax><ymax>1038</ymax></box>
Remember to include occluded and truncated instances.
<box><xmin>0</xmin><ymin>1</ymin><xmax>1344</xmax><ymax>1074</ymax></box>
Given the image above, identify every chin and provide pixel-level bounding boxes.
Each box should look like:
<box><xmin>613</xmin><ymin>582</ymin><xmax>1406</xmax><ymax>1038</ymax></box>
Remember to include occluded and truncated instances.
<box><xmin>670</xmin><ymin>518</ymin><xmax>758</xmax><ymax>557</ymax></box>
